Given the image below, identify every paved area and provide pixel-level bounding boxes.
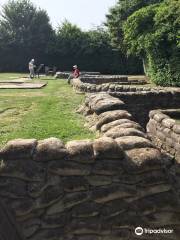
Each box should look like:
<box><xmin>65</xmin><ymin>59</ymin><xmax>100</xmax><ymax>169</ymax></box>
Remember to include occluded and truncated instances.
<box><xmin>0</xmin><ymin>80</ymin><xmax>47</xmax><ymax>89</ymax></box>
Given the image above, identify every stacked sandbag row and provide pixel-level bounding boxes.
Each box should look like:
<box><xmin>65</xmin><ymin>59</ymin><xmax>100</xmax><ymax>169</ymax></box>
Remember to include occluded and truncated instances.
<box><xmin>0</xmin><ymin>92</ymin><xmax>179</xmax><ymax>240</ymax></box>
<box><xmin>110</xmin><ymin>89</ymin><xmax>180</xmax><ymax>106</ymax></box>
<box><xmin>81</xmin><ymin>72</ymin><xmax>101</xmax><ymax>76</ymax></box>
<box><xmin>0</xmin><ymin>135</ymin><xmax>179</xmax><ymax>240</ymax></box>
<box><xmin>55</xmin><ymin>72</ymin><xmax>70</xmax><ymax>79</ymax></box>
<box><xmin>71</xmin><ymin>79</ymin><xmax>148</xmax><ymax>92</ymax></box>
<box><xmin>82</xmin><ymin>93</ymin><xmax>146</xmax><ymax>138</ymax></box>
<box><xmin>80</xmin><ymin>93</ymin><xmax>180</xmax><ymax>238</ymax></box>
<box><xmin>147</xmin><ymin>110</ymin><xmax>180</xmax><ymax>200</ymax></box>
<box><xmin>80</xmin><ymin>75</ymin><xmax>128</xmax><ymax>84</ymax></box>
<box><xmin>147</xmin><ymin>110</ymin><xmax>180</xmax><ymax>159</ymax></box>
<box><xmin>55</xmin><ymin>72</ymin><xmax>101</xmax><ymax>80</ymax></box>
<box><xmin>109</xmin><ymin>89</ymin><xmax>180</xmax><ymax>129</ymax></box>
<box><xmin>0</xmin><ymin>137</ymin><xmax>127</xmax><ymax>240</ymax></box>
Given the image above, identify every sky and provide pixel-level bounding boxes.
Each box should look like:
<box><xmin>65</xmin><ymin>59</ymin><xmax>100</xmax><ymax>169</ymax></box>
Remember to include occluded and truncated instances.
<box><xmin>0</xmin><ymin>0</ymin><xmax>117</xmax><ymax>30</ymax></box>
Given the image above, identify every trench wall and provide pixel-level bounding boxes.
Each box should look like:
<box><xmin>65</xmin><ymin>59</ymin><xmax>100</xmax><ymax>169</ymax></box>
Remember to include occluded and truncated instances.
<box><xmin>147</xmin><ymin>109</ymin><xmax>180</xmax><ymax>206</ymax></box>
<box><xmin>80</xmin><ymin>75</ymin><xmax>128</xmax><ymax>84</ymax></box>
<box><xmin>71</xmin><ymin>78</ymin><xmax>146</xmax><ymax>90</ymax></box>
<box><xmin>147</xmin><ymin>110</ymin><xmax>180</xmax><ymax>159</ymax></box>
<box><xmin>71</xmin><ymin>78</ymin><xmax>180</xmax><ymax>128</ymax></box>
<box><xmin>0</xmin><ymin>93</ymin><xmax>180</xmax><ymax>239</ymax></box>
<box><xmin>110</xmin><ymin>90</ymin><xmax>180</xmax><ymax>128</ymax></box>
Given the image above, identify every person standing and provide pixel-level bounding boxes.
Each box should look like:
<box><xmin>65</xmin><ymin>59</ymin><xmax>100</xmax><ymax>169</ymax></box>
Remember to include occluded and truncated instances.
<box><xmin>29</xmin><ymin>59</ymin><xmax>35</xmax><ymax>79</ymax></box>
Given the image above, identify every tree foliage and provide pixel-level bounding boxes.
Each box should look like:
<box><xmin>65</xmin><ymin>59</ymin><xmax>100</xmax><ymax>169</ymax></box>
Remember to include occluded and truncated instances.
<box><xmin>0</xmin><ymin>0</ymin><xmax>143</xmax><ymax>74</ymax></box>
<box><xmin>123</xmin><ymin>0</ymin><xmax>180</xmax><ymax>86</ymax></box>
<box><xmin>53</xmin><ymin>20</ymin><xmax>143</xmax><ymax>73</ymax></box>
<box><xmin>0</xmin><ymin>0</ymin><xmax>54</xmax><ymax>71</ymax></box>
<box><xmin>105</xmin><ymin>0</ymin><xmax>163</xmax><ymax>51</ymax></box>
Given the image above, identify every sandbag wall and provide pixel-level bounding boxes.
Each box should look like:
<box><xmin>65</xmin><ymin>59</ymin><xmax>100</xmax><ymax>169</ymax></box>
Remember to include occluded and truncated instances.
<box><xmin>55</xmin><ymin>72</ymin><xmax>101</xmax><ymax>79</ymax></box>
<box><xmin>0</xmin><ymin>93</ymin><xmax>180</xmax><ymax>239</ymax></box>
<box><xmin>147</xmin><ymin>110</ymin><xmax>180</xmax><ymax>202</ymax></box>
<box><xmin>71</xmin><ymin>78</ymin><xmax>146</xmax><ymax>91</ymax></box>
<box><xmin>80</xmin><ymin>75</ymin><xmax>128</xmax><ymax>84</ymax></box>
<box><xmin>79</xmin><ymin>93</ymin><xmax>180</xmax><ymax>238</ymax></box>
<box><xmin>147</xmin><ymin>110</ymin><xmax>180</xmax><ymax>159</ymax></box>
<box><xmin>55</xmin><ymin>72</ymin><xmax>70</xmax><ymax>79</ymax></box>
<box><xmin>110</xmin><ymin>90</ymin><xmax>180</xmax><ymax>128</ymax></box>
<box><xmin>71</xmin><ymin>78</ymin><xmax>180</xmax><ymax>128</ymax></box>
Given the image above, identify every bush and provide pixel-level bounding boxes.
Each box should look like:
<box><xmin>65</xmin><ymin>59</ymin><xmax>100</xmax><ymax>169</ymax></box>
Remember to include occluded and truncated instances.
<box><xmin>123</xmin><ymin>0</ymin><xmax>180</xmax><ymax>86</ymax></box>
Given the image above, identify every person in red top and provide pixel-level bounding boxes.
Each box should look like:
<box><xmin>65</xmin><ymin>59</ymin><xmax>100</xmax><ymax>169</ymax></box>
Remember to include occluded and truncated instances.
<box><xmin>73</xmin><ymin>65</ymin><xmax>80</xmax><ymax>78</ymax></box>
<box><xmin>68</xmin><ymin>65</ymin><xmax>80</xmax><ymax>84</ymax></box>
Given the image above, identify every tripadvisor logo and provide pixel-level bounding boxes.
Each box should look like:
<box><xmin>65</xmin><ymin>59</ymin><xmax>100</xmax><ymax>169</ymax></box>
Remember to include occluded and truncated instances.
<box><xmin>135</xmin><ymin>227</ymin><xmax>143</xmax><ymax>236</ymax></box>
<box><xmin>135</xmin><ymin>227</ymin><xmax>174</xmax><ymax>236</ymax></box>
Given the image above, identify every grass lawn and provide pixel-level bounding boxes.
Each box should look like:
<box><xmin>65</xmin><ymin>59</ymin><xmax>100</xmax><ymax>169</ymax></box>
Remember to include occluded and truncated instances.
<box><xmin>0</xmin><ymin>72</ymin><xmax>26</xmax><ymax>80</ymax></box>
<box><xmin>175</xmin><ymin>119</ymin><xmax>180</xmax><ymax>124</ymax></box>
<box><xmin>0</xmin><ymin>73</ymin><xmax>95</xmax><ymax>147</ymax></box>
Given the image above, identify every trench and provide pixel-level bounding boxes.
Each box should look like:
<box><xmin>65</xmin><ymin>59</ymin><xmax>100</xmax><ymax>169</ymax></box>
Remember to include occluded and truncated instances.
<box><xmin>0</xmin><ymin>81</ymin><xmax>180</xmax><ymax>240</ymax></box>
<box><xmin>109</xmin><ymin>92</ymin><xmax>180</xmax><ymax>129</ymax></box>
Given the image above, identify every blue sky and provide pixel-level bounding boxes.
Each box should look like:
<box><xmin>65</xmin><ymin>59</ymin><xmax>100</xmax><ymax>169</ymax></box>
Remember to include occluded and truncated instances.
<box><xmin>0</xmin><ymin>0</ymin><xmax>117</xmax><ymax>30</ymax></box>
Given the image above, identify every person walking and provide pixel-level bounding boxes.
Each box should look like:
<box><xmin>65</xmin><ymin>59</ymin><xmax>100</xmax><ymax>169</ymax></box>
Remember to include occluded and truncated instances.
<box><xmin>29</xmin><ymin>59</ymin><xmax>35</xmax><ymax>79</ymax></box>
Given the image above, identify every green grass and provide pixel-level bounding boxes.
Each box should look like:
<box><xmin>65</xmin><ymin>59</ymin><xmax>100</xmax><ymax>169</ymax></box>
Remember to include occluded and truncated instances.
<box><xmin>0</xmin><ymin>72</ymin><xmax>26</xmax><ymax>80</ymax></box>
<box><xmin>175</xmin><ymin>119</ymin><xmax>180</xmax><ymax>124</ymax></box>
<box><xmin>0</xmin><ymin>73</ymin><xmax>95</xmax><ymax>146</ymax></box>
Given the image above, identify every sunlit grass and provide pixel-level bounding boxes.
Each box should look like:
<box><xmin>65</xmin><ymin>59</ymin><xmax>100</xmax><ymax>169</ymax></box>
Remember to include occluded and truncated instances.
<box><xmin>0</xmin><ymin>73</ymin><xmax>95</xmax><ymax>146</ymax></box>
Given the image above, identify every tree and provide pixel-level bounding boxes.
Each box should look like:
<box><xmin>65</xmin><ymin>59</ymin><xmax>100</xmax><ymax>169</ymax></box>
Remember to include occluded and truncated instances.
<box><xmin>105</xmin><ymin>0</ymin><xmax>163</xmax><ymax>51</ymax></box>
<box><xmin>123</xmin><ymin>0</ymin><xmax>180</xmax><ymax>86</ymax></box>
<box><xmin>55</xmin><ymin>20</ymin><xmax>88</xmax><ymax>69</ymax></box>
<box><xmin>0</xmin><ymin>1</ymin><xmax>143</xmax><ymax>74</ymax></box>
<box><xmin>55</xmin><ymin>21</ymin><xmax>142</xmax><ymax>74</ymax></box>
<box><xmin>105</xmin><ymin>0</ymin><xmax>162</xmax><ymax>74</ymax></box>
<box><xmin>84</xmin><ymin>27</ymin><xmax>143</xmax><ymax>74</ymax></box>
<box><xmin>0</xmin><ymin>0</ymin><xmax>54</xmax><ymax>71</ymax></box>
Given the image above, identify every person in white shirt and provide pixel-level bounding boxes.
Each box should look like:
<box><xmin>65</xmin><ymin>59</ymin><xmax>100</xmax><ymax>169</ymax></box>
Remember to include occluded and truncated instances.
<box><xmin>29</xmin><ymin>59</ymin><xmax>35</xmax><ymax>79</ymax></box>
